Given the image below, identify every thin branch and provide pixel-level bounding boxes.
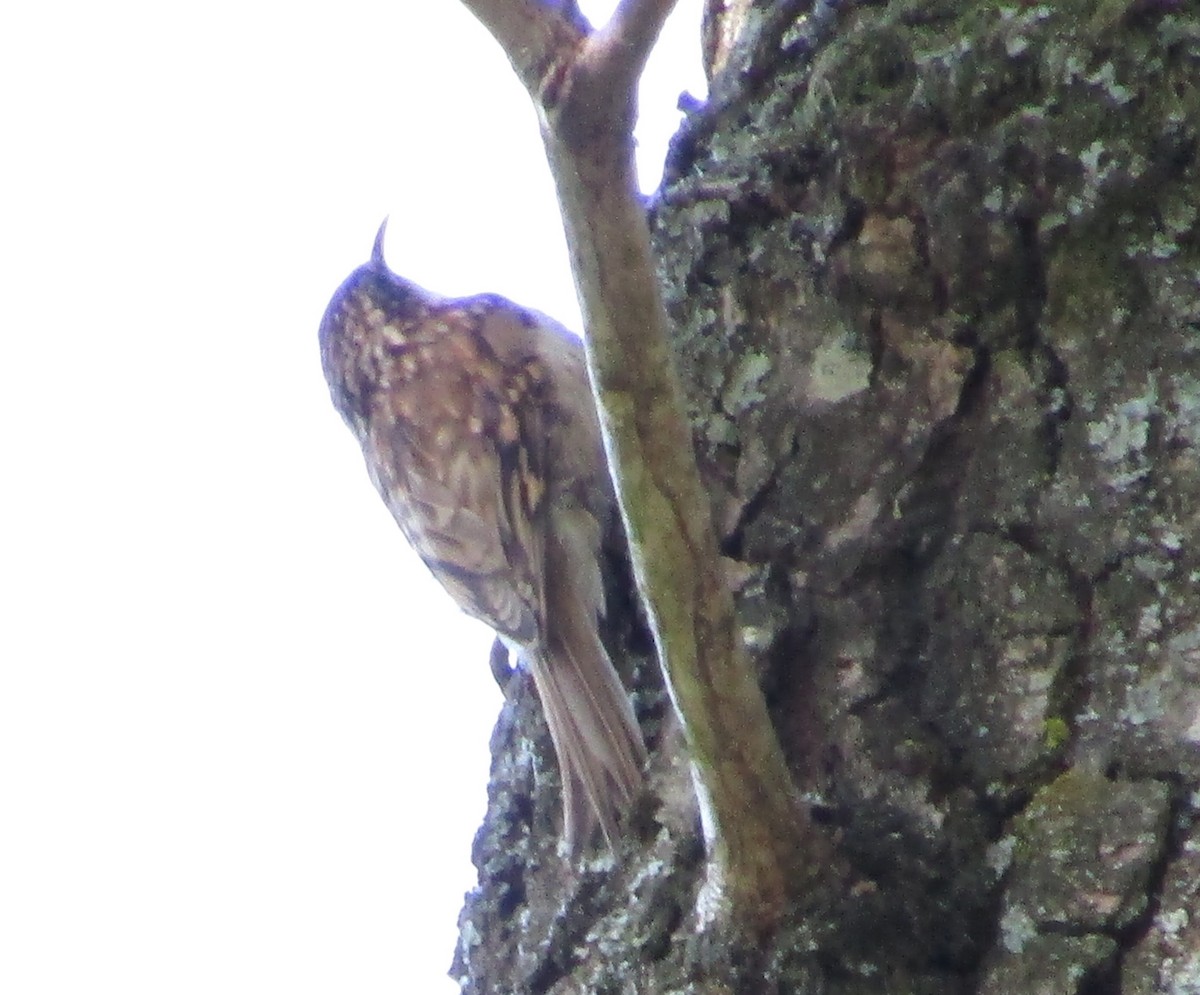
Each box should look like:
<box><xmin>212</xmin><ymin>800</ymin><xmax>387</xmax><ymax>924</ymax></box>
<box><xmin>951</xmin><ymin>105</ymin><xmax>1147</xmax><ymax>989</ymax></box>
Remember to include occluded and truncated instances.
<box><xmin>582</xmin><ymin>0</ymin><xmax>680</xmax><ymax>96</ymax></box>
<box><xmin>456</xmin><ymin>0</ymin><xmax>826</xmax><ymax>933</ymax></box>
<box><xmin>456</xmin><ymin>0</ymin><xmax>587</xmax><ymax>96</ymax></box>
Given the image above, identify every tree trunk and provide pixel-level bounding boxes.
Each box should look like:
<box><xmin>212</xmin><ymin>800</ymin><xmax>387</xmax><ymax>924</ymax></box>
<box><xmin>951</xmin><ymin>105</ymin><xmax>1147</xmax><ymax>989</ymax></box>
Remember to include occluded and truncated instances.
<box><xmin>453</xmin><ymin>2</ymin><xmax>1200</xmax><ymax>991</ymax></box>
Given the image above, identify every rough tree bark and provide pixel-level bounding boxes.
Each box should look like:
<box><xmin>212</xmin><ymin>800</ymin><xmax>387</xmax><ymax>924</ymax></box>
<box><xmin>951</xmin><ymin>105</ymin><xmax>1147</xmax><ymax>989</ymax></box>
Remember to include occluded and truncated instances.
<box><xmin>453</xmin><ymin>2</ymin><xmax>1200</xmax><ymax>992</ymax></box>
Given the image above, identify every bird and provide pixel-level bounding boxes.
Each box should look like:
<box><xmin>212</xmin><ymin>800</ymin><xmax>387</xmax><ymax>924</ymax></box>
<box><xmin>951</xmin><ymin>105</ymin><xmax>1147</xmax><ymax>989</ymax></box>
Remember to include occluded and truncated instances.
<box><xmin>318</xmin><ymin>222</ymin><xmax>647</xmax><ymax>852</ymax></box>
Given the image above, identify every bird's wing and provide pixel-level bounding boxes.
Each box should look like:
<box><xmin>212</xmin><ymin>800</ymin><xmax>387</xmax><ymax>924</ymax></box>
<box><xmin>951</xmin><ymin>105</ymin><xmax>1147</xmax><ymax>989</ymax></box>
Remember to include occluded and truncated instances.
<box><xmin>364</xmin><ymin>303</ymin><xmax>551</xmax><ymax>647</ymax></box>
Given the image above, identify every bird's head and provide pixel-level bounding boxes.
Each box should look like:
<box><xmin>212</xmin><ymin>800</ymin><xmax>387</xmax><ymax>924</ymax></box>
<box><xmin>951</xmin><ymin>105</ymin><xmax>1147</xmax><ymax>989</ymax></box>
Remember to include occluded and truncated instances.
<box><xmin>317</xmin><ymin>219</ymin><xmax>432</xmax><ymax>429</ymax></box>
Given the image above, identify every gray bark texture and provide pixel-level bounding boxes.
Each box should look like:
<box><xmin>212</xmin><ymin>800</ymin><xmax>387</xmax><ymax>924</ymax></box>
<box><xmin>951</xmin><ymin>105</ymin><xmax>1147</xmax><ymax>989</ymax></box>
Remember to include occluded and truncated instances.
<box><xmin>452</xmin><ymin>1</ymin><xmax>1200</xmax><ymax>992</ymax></box>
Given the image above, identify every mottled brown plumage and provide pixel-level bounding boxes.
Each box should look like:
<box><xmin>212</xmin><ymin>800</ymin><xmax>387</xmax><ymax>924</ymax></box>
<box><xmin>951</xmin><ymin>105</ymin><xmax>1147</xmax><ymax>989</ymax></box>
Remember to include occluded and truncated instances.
<box><xmin>318</xmin><ymin>223</ymin><xmax>646</xmax><ymax>850</ymax></box>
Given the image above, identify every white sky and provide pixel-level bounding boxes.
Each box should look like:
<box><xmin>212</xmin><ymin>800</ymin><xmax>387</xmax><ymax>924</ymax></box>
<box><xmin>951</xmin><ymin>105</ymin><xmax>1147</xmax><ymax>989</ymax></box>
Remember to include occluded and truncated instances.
<box><xmin>1</xmin><ymin>2</ymin><xmax>704</xmax><ymax>992</ymax></box>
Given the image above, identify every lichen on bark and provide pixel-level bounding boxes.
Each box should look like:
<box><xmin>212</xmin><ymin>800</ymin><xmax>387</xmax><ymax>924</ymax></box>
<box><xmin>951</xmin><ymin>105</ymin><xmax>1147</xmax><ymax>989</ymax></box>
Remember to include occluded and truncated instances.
<box><xmin>454</xmin><ymin>2</ymin><xmax>1200</xmax><ymax>992</ymax></box>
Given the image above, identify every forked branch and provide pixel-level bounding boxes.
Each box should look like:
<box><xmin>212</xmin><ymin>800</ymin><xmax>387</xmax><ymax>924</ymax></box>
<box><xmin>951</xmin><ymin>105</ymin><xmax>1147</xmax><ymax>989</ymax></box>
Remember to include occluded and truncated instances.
<box><xmin>457</xmin><ymin>0</ymin><xmax>821</xmax><ymax>931</ymax></box>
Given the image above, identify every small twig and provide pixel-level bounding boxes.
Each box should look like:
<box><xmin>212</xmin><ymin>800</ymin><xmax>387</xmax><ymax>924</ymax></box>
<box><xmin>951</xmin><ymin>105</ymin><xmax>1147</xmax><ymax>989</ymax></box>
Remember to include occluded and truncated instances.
<box><xmin>456</xmin><ymin>0</ymin><xmax>821</xmax><ymax>932</ymax></box>
<box><xmin>457</xmin><ymin>0</ymin><xmax>587</xmax><ymax>96</ymax></box>
<box><xmin>585</xmin><ymin>0</ymin><xmax>680</xmax><ymax>92</ymax></box>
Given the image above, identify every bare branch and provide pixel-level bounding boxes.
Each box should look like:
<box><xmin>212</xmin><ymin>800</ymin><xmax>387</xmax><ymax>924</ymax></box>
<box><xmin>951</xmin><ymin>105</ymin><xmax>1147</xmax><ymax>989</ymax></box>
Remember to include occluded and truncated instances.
<box><xmin>456</xmin><ymin>0</ymin><xmax>827</xmax><ymax>933</ymax></box>
<box><xmin>456</xmin><ymin>0</ymin><xmax>587</xmax><ymax>96</ymax></box>
<box><xmin>582</xmin><ymin>0</ymin><xmax>680</xmax><ymax>96</ymax></box>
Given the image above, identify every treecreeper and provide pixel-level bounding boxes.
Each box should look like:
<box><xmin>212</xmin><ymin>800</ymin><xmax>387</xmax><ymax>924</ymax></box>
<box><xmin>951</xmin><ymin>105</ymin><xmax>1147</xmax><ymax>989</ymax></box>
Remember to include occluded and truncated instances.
<box><xmin>318</xmin><ymin>223</ymin><xmax>647</xmax><ymax>852</ymax></box>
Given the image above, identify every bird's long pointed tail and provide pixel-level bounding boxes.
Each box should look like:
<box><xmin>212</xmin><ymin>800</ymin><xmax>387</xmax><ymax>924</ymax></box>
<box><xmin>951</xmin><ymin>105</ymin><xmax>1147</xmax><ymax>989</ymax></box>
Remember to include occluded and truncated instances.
<box><xmin>530</xmin><ymin>510</ymin><xmax>647</xmax><ymax>851</ymax></box>
<box><xmin>529</xmin><ymin>628</ymin><xmax>646</xmax><ymax>852</ymax></box>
